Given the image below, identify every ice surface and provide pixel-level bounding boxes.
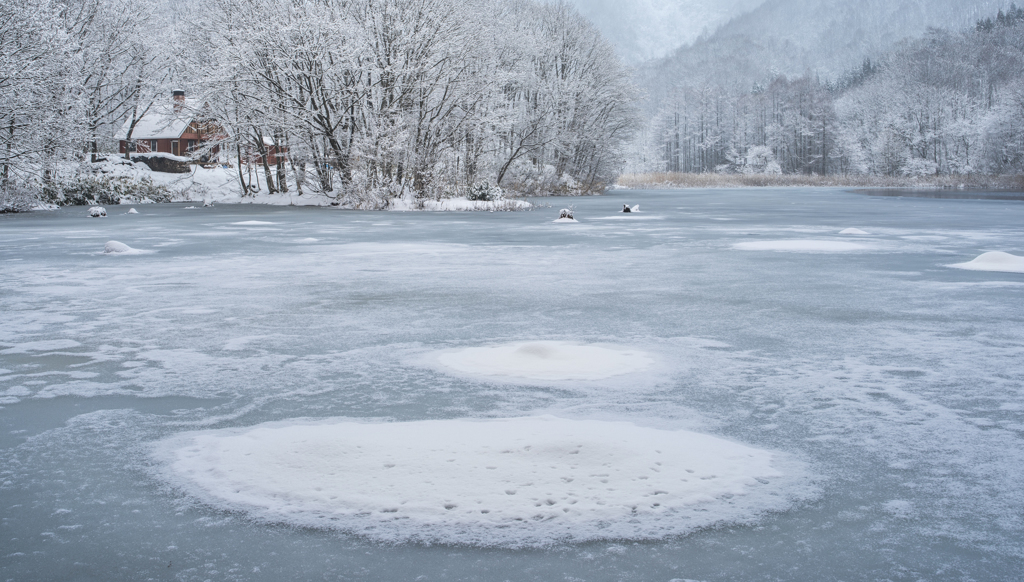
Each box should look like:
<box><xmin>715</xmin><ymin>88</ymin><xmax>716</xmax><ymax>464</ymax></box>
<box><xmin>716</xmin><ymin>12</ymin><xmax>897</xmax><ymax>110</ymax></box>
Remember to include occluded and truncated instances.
<box><xmin>436</xmin><ymin>341</ymin><xmax>652</xmax><ymax>381</ymax></box>
<box><xmin>948</xmin><ymin>251</ymin><xmax>1024</xmax><ymax>273</ymax></box>
<box><xmin>231</xmin><ymin>221</ymin><xmax>276</xmax><ymax>226</ymax></box>
<box><xmin>733</xmin><ymin>240</ymin><xmax>868</xmax><ymax>252</ymax></box>
<box><xmin>156</xmin><ymin>416</ymin><xmax>809</xmax><ymax>547</ymax></box>
<box><xmin>2</xmin><ymin>189</ymin><xmax>1024</xmax><ymax>580</ymax></box>
<box><xmin>839</xmin><ymin>228</ymin><xmax>869</xmax><ymax>235</ymax></box>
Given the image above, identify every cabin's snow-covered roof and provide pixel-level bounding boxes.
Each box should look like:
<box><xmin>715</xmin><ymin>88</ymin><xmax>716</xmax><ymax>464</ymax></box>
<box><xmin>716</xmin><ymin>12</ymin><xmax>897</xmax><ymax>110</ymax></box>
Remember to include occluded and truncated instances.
<box><xmin>115</xmin><ymin>100</ymin><xmax>200</xmax><ymax>140</ymax></box>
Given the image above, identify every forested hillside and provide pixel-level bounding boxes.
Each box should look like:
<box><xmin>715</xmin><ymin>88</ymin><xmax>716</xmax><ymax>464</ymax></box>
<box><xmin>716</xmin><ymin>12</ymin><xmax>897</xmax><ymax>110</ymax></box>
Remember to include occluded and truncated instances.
<box><xmin>631</xmin><ymin>5</ymin><xmax>1024</xmax><ymax>179</ymax></box>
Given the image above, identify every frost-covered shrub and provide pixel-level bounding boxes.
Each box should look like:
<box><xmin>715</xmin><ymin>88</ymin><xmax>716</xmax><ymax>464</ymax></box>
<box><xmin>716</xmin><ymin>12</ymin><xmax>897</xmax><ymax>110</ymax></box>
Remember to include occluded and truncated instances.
<box><xmin>0</xmin><ymin>183</ymin><xmax>38</xmax><ymax>213</ymax></box>
<box><xmin>468</xmin><ymin>182</ymin><xmax>502</xmax><ymax>201</ymax></box>
<box><xmin>55</xmin><ymin>174</ymin><xmax>174</xmax><ymax>206</ymax></box>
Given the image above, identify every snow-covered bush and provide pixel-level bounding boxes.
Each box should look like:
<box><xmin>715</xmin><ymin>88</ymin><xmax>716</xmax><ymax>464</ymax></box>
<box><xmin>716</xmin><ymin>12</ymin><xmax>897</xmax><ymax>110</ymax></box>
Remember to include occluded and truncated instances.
<box><xmin>467</xmin><ymin>182</ymin><xmax>502</xmax><ymax>201</ymax></box>
<box><xmin>0</xmin><ymin>183</ymin><xmax>38</xmax><ymax>213</ymax></box>
<box><xmin>55</xmin><ymin>174</ymin><xmax>174</xmax><ymax>206</ymax></box>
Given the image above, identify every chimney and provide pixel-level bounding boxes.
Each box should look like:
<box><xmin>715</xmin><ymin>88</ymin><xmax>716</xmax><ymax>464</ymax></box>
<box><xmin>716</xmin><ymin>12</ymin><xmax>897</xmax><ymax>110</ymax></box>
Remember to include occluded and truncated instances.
<box><xmin>172</xmin><ymin>90</ymin><xmax>185</xmax><ymax>114</ymax></box>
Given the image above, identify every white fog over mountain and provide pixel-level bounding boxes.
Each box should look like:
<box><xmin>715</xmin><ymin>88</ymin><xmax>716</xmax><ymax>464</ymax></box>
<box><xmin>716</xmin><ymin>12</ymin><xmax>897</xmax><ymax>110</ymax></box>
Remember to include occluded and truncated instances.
<box><xmin>567</xmin><ymin>0</ymin><xmax>766</xmax><ymax>63</ymax></box>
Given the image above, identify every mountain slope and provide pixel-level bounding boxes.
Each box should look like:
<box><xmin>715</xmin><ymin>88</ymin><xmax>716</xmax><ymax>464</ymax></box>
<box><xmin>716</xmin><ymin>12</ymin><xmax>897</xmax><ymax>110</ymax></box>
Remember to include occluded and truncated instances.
<box><xmin>568</xmin><ymin>0</ymin><xmax>766</xmax><ymax>63</ymax></box>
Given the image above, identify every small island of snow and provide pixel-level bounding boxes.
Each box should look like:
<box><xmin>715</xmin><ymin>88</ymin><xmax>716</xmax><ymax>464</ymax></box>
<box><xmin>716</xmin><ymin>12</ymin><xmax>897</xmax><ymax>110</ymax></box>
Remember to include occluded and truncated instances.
<box><xmin>948</xmin><ymin>251</ymin><xmax>1024</xmax><ymax>273</ymax></box>
<box><xmin>103</xmin><ymin>241</ymin><xmax>146</xmax><ymax>255</ymax></box>
<box><xmin>154</xmin><ymin>416</ymin><xmax>812</xmax><ymax>548</ymax></box>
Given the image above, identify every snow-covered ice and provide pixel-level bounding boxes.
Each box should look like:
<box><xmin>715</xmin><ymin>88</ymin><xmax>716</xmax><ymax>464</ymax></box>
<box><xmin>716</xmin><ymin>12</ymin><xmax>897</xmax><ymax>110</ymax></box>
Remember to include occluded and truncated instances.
<box><xmin>733</xmin><ymin>239</ymin><xmax>868</xmax><ymax>252</ymax></box>
<box><xmin>156</xmin><ymin>416</ymin><xmax>809</xmax><ymax>547</ymax></box>
<box><xmin>839</xmin><ymin>228</ymin><xmax>869</xmax><ymax>235</ymax></box>
<box><xmin>948</xmin><ymin>251</ymin><xmax>1024</xmax><ymax>273</ymax></box>
<box><xmin>231</xmin><ymin>221</ymin><xmax>276</xmax><ymax>226</ymax></box>
<box><xmin>436</xmin><ymin>341</ymin><xmax>652</xmax><ymax>381</ymax></box>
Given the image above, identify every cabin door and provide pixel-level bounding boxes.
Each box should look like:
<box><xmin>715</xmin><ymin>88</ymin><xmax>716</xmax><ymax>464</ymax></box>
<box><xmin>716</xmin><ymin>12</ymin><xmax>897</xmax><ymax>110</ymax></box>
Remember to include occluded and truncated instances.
<box><xmin>171</xmin><ymin>141</ymin><xmax>179</xmax><ymax>156</ymax></box>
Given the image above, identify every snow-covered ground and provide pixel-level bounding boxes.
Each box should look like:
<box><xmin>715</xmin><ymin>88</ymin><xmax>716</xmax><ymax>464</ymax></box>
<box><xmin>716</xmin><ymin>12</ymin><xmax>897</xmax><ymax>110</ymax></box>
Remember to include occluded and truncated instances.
<box><xmin>1</xmin><ymin>188</ymin><xmax>1022</xmax><ymax>580</ymax></box>
<box><xmin>90</xmin><ymin>157</ymin><xmax>532</xmax><ymax>211</ymax></box>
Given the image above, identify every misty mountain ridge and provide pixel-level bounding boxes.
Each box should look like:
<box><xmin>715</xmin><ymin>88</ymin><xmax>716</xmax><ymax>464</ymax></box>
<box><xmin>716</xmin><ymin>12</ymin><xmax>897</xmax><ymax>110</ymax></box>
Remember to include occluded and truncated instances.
<box><xmin>568</xmin><ymin>0</ymin><xmax>766</xmax><ymax>63</ymax></box>
<box><xmin>641</xmin><ymin>0</ymin><xmax>1005</xmax><ymax>88</ymax></box>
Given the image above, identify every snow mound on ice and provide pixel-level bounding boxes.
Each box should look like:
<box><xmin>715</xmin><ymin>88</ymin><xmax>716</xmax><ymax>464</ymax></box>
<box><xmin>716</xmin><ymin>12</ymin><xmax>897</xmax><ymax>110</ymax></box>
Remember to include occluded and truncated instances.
<box><xmin>733</xmin><ymin>240</ymin><xmax>867</xmax><ymax>252</ymax></box>
<box><xmin>88</xmin><ymin>206</ymin><xmax>106</xmax><ymax>217</ymax></box>
<box><xmin>103</xmin><ymin>241</ymin><xmax>148</xmax><ymax>255</ymax></box>
<box><xmin>839</xmin><ymin>228</ymin><xmax>869</xmax><ymax>235</ymax></box>
<box><xmin>231</xmin><ymin>221</ymin><xmax>276</xmax><ymax>226</ymax></box>
<box><xmin>948</xmin><ymin>251</ymin><xmax>1024</xmax><ymax>274</ymax></box>
<box><xmin>126</xmin><ymin>208</ymin><xmax>139</xmax><ymax>214</ymax></box>
<box><xmin>553</xmin><ymin>217</ymin><xmax>579</xmax><ymax>223</ymax></box>
<box><xmin>436</xmin><ymin>341</ymin><xmax>651</xmax><ymax>381</ymax></box>
<box><xmin>155</xmin><ymin>416</ymin><xmax>811</xmax><ymax>547</ymax></box>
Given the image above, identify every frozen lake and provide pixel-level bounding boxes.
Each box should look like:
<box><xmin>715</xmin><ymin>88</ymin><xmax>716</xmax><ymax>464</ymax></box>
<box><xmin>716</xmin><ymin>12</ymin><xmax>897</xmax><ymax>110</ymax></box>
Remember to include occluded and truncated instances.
<box><xmin>1</xmin><ymin>188</ymin><xmax>1023</xmax><ymax>581</ymax></box>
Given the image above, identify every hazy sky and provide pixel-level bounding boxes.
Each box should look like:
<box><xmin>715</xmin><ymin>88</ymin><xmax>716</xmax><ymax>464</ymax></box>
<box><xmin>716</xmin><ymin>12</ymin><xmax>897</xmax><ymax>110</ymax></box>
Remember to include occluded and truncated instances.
<box><xmin>568</xmin><ymin>0</ymin><xmax>767</xmax><ymax>63</ymax></box>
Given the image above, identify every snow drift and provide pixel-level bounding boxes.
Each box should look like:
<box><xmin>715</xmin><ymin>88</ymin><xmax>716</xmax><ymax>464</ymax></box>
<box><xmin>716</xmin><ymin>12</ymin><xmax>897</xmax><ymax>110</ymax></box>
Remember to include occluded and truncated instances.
<box><xmin>436</xmin><ymin>341</ymin><xmax>651</xmax><ymax>381</ymax></box>
<box><xmin>155</xmin><ymin>416</ymin><xmax>811</xmax><ymax>547</ymax></box>
<box><xmin>948</xmin><ymin>251</ymin><xmax>1024</xmax><ymax>273</ymax></box>
<box><xmin>839</xmin><ymin>228</ymin><xmax>869</xmax><ymax>235</ymax></box>
<box><xmin>103</xmin><ymin>241</ymin><xmax>149</xmax><ymax>255</ymax></box>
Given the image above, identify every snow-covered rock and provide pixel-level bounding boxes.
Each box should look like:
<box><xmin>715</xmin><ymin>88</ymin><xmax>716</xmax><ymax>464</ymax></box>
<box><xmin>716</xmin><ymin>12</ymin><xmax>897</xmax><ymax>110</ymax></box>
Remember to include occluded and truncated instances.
<box><xmin>88</xmin><ymin>206</ymin><xmax>106</xmax><ymax>217</ymax></box>
<box><xmin>126</xmin><ymin>208</ymin><xmax>139</xmax><ymax>214</ymax></box>
<box><xmin>621</xmin><ymin>204</ymin><xmax>640</xmax><ymax>213</ymax></box>
<box><xmin>948</xmin><ymin>251</ymin><xmax>1024</xmax><ymax>274</ymax></box>
<box><xmin>154</xmin><ymin>415</ymin><xmax>811</xmax><ymax>547</ymax></box>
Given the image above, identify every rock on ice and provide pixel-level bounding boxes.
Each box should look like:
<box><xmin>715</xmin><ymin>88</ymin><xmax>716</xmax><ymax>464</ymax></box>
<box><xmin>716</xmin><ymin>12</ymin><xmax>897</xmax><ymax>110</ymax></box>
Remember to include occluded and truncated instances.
<box><xmin>733</xmin><ymin>240</ymin><xmax>867</xmax><ymax>252</ymax></box>
<box><xmin>948</xmin><ymin>251</ymin><xmax>1024</xmax><ymax>273</ymax></box>
<box><xmin>88</xmin><ymin>206</ymin><xmax>106</xmax><ymax>217</ymax></box>
<box><xmin>436</xmin><ymin>341</ymin><xmax>652</xmax><ymax>381</ymax></box>
<box><xmin>155</xmin><ymin>416</ymin><xmax>810</xmax><ymax>547</ymax></box>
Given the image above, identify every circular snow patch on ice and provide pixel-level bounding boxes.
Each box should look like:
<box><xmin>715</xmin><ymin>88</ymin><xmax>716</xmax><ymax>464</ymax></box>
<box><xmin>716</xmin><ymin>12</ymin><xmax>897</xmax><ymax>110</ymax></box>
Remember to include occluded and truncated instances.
<box><xmin>155</xmin><ymin>416</ymin><xmax>810</xmax><ymax>547</ymax></box>
<box><xmin>436</xmin><ymin>341</ymin><xmax>652</xmax><ymax>381</ymax></box>
<box><xmin>839</xmin><ymin>228</ymin><xmax>869</xmax><ymax>235</ymax></box>
<box><xmin>733</xmin><ymin>240</ymin><xmax>868</xmax><ymax>252</ymax></box>
<box><xmin>947</xmin><ymin>251</ymin><xmax>1024</xmax><ymax>274</ymax></box>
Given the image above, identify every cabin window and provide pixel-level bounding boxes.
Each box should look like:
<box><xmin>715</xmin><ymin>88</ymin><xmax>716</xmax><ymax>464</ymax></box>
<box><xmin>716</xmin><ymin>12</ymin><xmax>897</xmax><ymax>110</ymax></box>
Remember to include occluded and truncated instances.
<box><xmin>187</xmin><ymin>139</ymin><xmax>197</xmax><ymax>152</ymax></box>
<box><xmin>149</xmin><ymin>139</ymin><xmax>158</xmax><ymax>152</ymax></box>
